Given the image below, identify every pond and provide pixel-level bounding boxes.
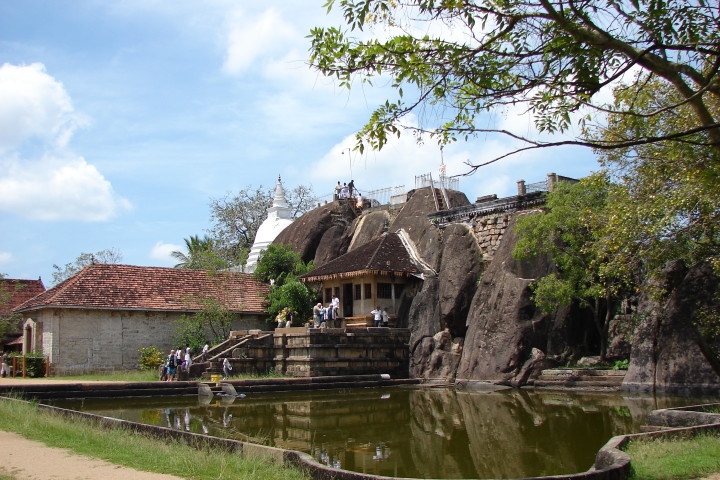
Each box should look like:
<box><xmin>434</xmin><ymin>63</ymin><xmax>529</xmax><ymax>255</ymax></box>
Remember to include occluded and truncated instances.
<box><xmin>48</xmin><ymin>386</ymin><xmax>711</xmax><ymax>479</ymax></box>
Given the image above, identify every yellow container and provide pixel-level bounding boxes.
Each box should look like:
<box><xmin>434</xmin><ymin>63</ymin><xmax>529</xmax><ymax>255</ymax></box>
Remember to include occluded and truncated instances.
<box><xmin>210</xmin><ymin>374</ymin><xmax>221</xmax><ymax>383</ymax></box>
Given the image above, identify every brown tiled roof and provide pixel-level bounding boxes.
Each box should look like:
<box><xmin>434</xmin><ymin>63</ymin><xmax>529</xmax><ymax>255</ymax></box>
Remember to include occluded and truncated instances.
<box><xmin>13</xmin><ymin>264</ymin><xmax>268</xmax><ymax>314</ymax></box>
<box><xmin>0</xmin><ymin>279</ymin><xmax>46</xmax><ymax>315</ymax></box>
<box><xmin>299</xmin><ymin>233</ymin><xmax>421</xmax><ymax>283</ymax></box>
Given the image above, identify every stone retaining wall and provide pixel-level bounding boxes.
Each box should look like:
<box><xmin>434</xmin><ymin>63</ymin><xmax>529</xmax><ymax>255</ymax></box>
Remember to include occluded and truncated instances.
<box><xmin>274</xmin><ymin>328</ymin><xmax>411</xmax><ymax>378</ymax></box>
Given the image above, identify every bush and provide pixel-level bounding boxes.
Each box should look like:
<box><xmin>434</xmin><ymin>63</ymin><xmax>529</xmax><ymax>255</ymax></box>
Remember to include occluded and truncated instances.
<box><xmin>8</xmin><ymin>353</ymin><xmax>46</xmax><ymax>377</ymax></box>
<box><xmin>138</xmin><ymin>346</ymin><xmax>165</xmax><ymax>370</ymax></box>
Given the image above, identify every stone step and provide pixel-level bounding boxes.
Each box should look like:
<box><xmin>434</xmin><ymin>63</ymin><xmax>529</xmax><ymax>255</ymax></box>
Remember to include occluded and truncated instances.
<box><xmin>541</xmin><ymin>368</ymin><xmax>626</xmax><ymax>377</ymax></box>
<box><xmin>532</xmin><ymin>379</ymin><xmax>623</xmax><ymax>391</ymax></box>
<box><xmin>537</xmin><ymin>374</ymin><xmax>624</xmax><ymax>383</ymax></box>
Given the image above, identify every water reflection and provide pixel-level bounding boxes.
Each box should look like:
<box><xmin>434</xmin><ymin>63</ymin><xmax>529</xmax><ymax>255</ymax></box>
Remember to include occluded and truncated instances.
<box><xmin>50</xmin><ymin>387</ymin><xmax>712</xmax><ymax>479</ymax></box>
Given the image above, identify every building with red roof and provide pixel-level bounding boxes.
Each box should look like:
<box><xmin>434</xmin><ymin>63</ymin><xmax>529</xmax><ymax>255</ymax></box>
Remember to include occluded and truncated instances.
<box><xmin>12</xmin><ymin>264</ymin><xmax>269</xmax><ymax>375</ymax></box>
<box><xmin>1</xmin><ymin>278</ymin><xmax>46</xmax><ymax>352</ymax></box>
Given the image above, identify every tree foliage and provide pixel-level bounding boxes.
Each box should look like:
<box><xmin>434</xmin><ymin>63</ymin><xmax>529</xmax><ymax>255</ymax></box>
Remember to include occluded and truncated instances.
<box><xmin>174</xmin><ymin>298</ymin><xmax>235</xmax><ymax>353</ymax></box>
<box><xmin>266</xmin><ymin>281</ymin><xmax>316</xmax><ymax>325</ymax></box>
<box><xmin>310</xmin><ymin>0</ymin><xmax>720</xmax><ymax>167</ymax></box>
<box><xmin>590</xmin><ymin>78</ymin><xmax>720</xmax><ymax>273</ymax></box>
<box><xmin>253</xmin><ymin>244</ymin><xmax>316</xmax><ymax>325</ymax></box>
<box><xmin>513</xmin><ymin>176</ymin><xmax>634</xmax><ymax>359</ymax></box>
<box><xmin>253</xmin><ymin>244</ymin><xmax>314</xmax><ymax>286</ymax></box>
<box><xmin>51</xmin><ymin>248</ymin><xmax>123</xmax><ymax>285</ymax></box>
<box><xmin>208</xmin><ymin>184</ymin><xmax>315</xmax><ymax>266</ymax></box>
<box><xmin>171</xmin><ymin>235</ymin><xmax>229</xmax><ymax>270</ymax></box>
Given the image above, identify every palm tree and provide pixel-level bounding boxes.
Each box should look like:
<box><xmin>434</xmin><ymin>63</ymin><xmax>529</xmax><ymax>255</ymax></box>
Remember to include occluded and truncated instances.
<box><xmin>172</xmin><ymin>235</ymin><xmax>227</xmax><ymax>270</ymax></box>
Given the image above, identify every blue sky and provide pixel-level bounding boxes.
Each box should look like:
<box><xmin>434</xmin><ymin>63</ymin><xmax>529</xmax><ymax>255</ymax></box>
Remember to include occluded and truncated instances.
<box><xmin>0</xmin><ymin>0</ymin><xmax>599</xmax><ymax>285</ymax></box>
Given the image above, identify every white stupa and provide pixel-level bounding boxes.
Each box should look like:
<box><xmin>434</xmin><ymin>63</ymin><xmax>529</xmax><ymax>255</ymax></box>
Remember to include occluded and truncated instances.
<box><xmin>245</xmin><ymin>175</ymin><xmax>294</xmax><ymax>273</ymax></box>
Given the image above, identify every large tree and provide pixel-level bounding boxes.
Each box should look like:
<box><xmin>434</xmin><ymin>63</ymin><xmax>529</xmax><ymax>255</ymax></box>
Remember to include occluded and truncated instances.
<box><xmin>591</xmin><ymin>78</ymin><xmax>720</xmax><ymax>273</ymax></box>
<box><xmin>513</xmin><ymin>176</ymin><xmax>634</xmax><ymax>360</ymax></box>
<box><xmin>208</xmin><ymin>184</ymin><xmax>315</xmax><ymax>267</ymax></box>
<box><xmin>310</xmin><ymin>0</ymin><xmax>720</xmax><ymax>167</ymax></box>
<box><xmin>51</xmin><ymin>248</ymin><xmax>123</xmax><ymax>285</ymax></box>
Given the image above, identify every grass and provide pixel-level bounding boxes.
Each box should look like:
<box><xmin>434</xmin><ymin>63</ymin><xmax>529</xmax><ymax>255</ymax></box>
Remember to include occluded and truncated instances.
<box><xmin>50</xmin><ymin>369</ymin><xmax>159</xmax><ymax>382</ymax></box>
<box><xmin>626</xmin><ymin>433</ymin><xmax>720</xmax><ymax>480</ymax></box>
<box><xmin>17</xmin><ymin>368</ymin><xmax>287</xmax><ymax>383</ymax></box>
<box><xmin>0</xmin><ymin>398</ymin><xmax>309</xmax><ymax>480</ymax></box>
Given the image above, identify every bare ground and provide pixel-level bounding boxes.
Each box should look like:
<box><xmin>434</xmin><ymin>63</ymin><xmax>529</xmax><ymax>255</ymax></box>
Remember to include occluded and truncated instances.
<box><xmin>0</xmin><ymin>431</ymin><xmax>186</xmax><ymax>480</ymax></box>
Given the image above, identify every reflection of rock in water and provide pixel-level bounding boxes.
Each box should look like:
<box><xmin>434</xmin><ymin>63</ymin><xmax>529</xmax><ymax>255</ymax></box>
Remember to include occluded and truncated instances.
<box><xmin>60</xmin><ymin>388</ymin><xmax>709</xmax><ymax>479</ymax></box>
<box><xmin>407</xmin><ymin>388</ymin><xmax>642</xmax><ymax>479</ymax></box>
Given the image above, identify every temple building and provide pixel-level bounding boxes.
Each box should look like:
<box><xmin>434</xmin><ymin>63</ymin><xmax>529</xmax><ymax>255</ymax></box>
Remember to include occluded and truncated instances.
<box><xmin>299</xmin><ymin>232</ymin><xmax>425</xmax><ymax>323</ymax></box>
<box><xmin>245</xmin><ymin>176</ymin><xmax>294</xmax><ymax>273</ymax></box>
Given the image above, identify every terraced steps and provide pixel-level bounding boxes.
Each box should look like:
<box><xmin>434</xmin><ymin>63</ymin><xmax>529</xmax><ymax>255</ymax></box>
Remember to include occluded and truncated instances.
<box><xmin>532</xmin><ymin>368</ymin><xmax>626</xmax><ymax>391</ymax></box>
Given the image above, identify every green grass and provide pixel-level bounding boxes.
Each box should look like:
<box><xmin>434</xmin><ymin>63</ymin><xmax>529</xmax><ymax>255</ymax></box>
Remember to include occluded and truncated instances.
<box><xmin>0</xmin><ymin>398</ymin><xmax>309</xmax><ymax>480</ymax></box>
<box><xmin>50</xmin><ymin>369</ymin><xmax>159</xmax><ymax>382</ymax></box>
<box><xmin>627</xmin><ymin>433</ymin><xmax>720</xmax><ymax>480</ymax></box>
<box><xmin>28</xmin><ymin>368</ymin><xmax>286</xmax><ymax>383</ymax></box>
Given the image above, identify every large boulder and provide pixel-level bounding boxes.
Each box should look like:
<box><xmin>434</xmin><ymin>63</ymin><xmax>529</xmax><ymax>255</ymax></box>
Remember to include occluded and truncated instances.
<box><xmin>624</xmin><ymin>260</ymin><xmax>720</xmax><ymax>394</ymax></box>
<box><xmin>273</xmin><ymin>200</ymin><xmax>357</xmax><ymax>265</ymax></box>
<box><xmin>406</xmin><ymin>221</ymin><xmax>484</xmax><ymax>379</ymax></box>
<box><xmin>390</xmin><ymin>188</ymin><xmax>469</xmax><ymax>271</ymax></box>
<box><xmin>347</xmin><ymin>210</ymin><xmax>389</xmax><ymax>251</ymax></box>
<box><xmin>455</xmin><ymin>216</ymin><xmax>566</xmax><ymax>385</ymax></box>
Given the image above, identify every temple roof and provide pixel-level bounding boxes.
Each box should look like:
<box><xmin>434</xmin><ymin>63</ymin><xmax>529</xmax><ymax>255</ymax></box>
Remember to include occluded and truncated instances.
<box><xmin>13</xmin><ymin>264</ymin><xmax>268</xmax><ymax>314</ymax></box>
<box><xmin>299</xmin><ymin>233</ymin><xmax>422</xmax><ymax>283</ymax></box>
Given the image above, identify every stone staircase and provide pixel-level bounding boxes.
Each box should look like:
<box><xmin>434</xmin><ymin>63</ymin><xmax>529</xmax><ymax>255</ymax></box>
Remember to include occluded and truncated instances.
<box><xmin>532</xmin><ymin>368</ymin><xmax>626</xmax><ymax>391</ymax></box>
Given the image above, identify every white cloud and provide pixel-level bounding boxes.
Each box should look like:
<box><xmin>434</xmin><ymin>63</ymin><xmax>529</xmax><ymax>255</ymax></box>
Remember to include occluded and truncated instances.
<box><xmin>0</xmin><ymin>63</ymin><xmax>130</xmax><ymax>221</ymax></box>
<box><xmin>149</xmin><ymin>241</ymin><xmax>182</xmax><ymax>266</ymax></box>
<box><xmin>310</xmin><ymin>117</ymin><xmax>453</xmax><ymax>197</ymax></box>
<box><xmin>0</xmin><ymin>252</ymin><xmax>13</xmax><ymax>268</ymax></box>
<box><xmin>0</xmin><ymin>63</ymin><xmax>87</xmax><ymax>154</ymax></box>
<box><xmin>222</xmin><ymin>8</ymin><xmax>296</xmax><ymax>76</ymax></box>
<box><xmin>0</xmin><ymin>154</ymin><xmax>132</xmax><ymax>221</ymax></box>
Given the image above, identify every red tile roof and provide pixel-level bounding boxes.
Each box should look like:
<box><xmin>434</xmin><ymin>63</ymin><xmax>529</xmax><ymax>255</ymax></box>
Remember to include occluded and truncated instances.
<box><xmin>0</xmin><ymin>278</ymin><xmax>46</xmax><ymax>315</ymax></box>
<box><xmin>12</xmin><ymin>264</ymin><xmax>268</xmax><ymax>314</ymax></box>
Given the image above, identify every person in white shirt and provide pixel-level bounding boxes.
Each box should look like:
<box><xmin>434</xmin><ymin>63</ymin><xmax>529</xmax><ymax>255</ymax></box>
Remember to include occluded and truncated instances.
<box><xmin>332</xmin><ymin>295</ymin><xmax>340</xmax><ymax>318</ymax></box>
<box><xmin>371</xmin><ymin>307</ymin><xmax>383</xmax><ymax>327</ymax></box>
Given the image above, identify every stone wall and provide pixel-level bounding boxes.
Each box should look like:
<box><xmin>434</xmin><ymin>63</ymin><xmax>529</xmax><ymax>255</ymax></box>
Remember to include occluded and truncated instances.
<box><xmin>471</xmin><ymin>212</ymin><xmax>512</xmax><ymax>262</ymax></box>
<box><xmin>273</xmin><ymin>327</ymin><xmax>411</xmax><ymax>377</ymax></box>
<box><xmin>27</xmin><ymin>308</ymin><xmax>265</xmax><ymax>375</ymax></box>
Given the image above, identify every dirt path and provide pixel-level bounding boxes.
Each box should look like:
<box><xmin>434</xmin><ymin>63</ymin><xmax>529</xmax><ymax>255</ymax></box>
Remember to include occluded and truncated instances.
<box><xmin>0</xmin><ymin>378</ymin><xmax>187</xmax><ymax>479</ymax></box>
<box><xmin>0</xmin><ymin>431</ymin><xmax>187</xmax><ymax>480</ymax></box>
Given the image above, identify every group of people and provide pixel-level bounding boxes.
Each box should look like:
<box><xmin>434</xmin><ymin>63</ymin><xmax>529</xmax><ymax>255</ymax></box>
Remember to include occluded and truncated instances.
<box><xmin>312</xmin><ymin>294</ymin><xmax>340</xmax><ymax>328</ymax></box>
<box><xmin>276</xmin><ymin>307</ymin><xmax>296</xmax><ymax>328</ymax></box>
<box><xmin>161</xmin><ymin>345</ymin><xmax>195</xmax><ymax>381</ymax></box>
<box><xmin>335</xmin><ymin>181</ymin><xmax>365</xmax><ymax>210</ymax></box>
<box><xmin>335</xmin><ymin>180</ymin><xmax>354</xmax><ymax>199</ymax></box>
<box><xmin>371</xmin><ymin>306</ymin><xmax>390</xmax><ymax>327</ymax></box>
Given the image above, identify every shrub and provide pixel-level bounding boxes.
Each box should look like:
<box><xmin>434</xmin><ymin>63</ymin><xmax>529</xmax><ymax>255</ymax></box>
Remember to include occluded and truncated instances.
<box><xmin>138</xmin><ymin>346</ymin><xmax>165</xmax><ymax>370</ymax></box>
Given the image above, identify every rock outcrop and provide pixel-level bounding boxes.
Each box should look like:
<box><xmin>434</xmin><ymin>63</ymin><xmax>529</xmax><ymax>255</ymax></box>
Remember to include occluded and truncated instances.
<box><xmin>274</xmin><ymin>186</ymin><xmax>720</xmax><ymax>390</ymax></box>
<box><xmin>273</xmin><ymin>200</ymin><xmax>358</xmax><ymax>267</ymax></box>
<box><xmin>624</xmin><ymin>260</ymin><xmax>720</xmax><ymax>394</ymax></box>
<box><xmin>454</xmin><ymin>216</ymin><xmax>566</xmax><ymax>384</ymax></box>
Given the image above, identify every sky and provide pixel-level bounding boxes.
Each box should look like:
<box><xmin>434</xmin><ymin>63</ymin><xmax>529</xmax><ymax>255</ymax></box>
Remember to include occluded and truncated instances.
<box><xmin>0</xmin><ymin>0</ymin><xmax>600</xmax><ymax>286</ymax></box>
